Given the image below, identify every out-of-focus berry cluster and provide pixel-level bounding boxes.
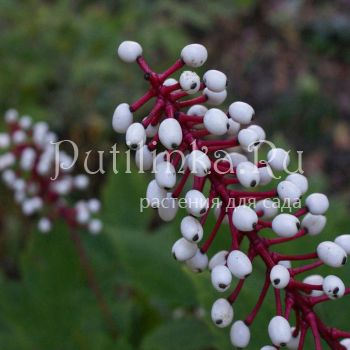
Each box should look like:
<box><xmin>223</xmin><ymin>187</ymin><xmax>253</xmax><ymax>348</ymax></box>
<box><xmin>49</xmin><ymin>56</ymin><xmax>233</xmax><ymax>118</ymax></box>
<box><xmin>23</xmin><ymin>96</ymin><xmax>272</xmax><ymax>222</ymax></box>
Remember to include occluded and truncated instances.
<box><xmin>0</xmin><ymin>109</ymin><xmax>102</xmax><ymax>235</ymax></box>
<box><xmin>113</xmin><ymin>41</ymin><xmax>350</xmax><ymax>349</ymax></box>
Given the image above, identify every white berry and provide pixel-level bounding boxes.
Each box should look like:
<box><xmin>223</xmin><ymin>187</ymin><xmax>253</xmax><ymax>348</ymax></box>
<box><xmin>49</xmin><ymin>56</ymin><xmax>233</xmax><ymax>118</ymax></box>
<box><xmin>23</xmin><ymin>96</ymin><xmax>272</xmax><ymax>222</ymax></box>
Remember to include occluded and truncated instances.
<box><xmin>238</xmin><ymin>128</ymin><xmax>259</xmax><ymax>151</ymax></box>
<box><xmin>272</xmin><ymin>214</ymin><xmax>300</xmax><ymax>237</ymax></box>
<box><xmin>232</xmin><ymin>205</ymin><xmax>258</xmax><ymax>232</ymax></box>
<box><xmin>255</xmin><ymin>199</ymin><xmax>278</xmax><ymax>219</ymax></box>
<box><xmin>180</xmin><ymin>216</ymin><xmax>203</xmax><ymax>242</ymax></box>
<box><xmin>185</xmin><ymin>190</ymin><xmax>208</xmax><ymax>217</ymax></box>
<box><xmin>172</xmin><ymin>238</ymin><xmax>197</xmax><ymax>261</ymax></box>
<box><xmin>209</xmin><ymin>250</ymin><xmax>228</xmax><ymax>271</ymax></box>
<box><xmin>228</xmin><ymin>101</ymin><xmax>254</xmax><ymax>124</ymax></box>
<box><xmin>112</xmin><ymin>103</ymin><xmax>133</xmax><ymax>133</ymax></box>
<box><xmin>305</xmin><ymin>193</ymin><xmax>329</xmax><ymax>215</ymax></box>
<box><xmin>179</xmin><ymin>71</ymin><xmax>200</xmax><ymax>94</ymax></box>
<box><xmin>286</xmin><ymin>173</ymin><xmax>308</xmax><ymax>195</ymax></box>
<box><xmin>277</xmin><ymin>180</ymin><xmax>301</xmax><ymax>204</ymax></box>
<box><xmin>187</xmin><ymin>150</ymin><xmax>211</xmax><ymax>177</ymax></box>
<box><xmin>317</xmin><ymin>241</ymin><xmax>347</xmax><ymax>267</ymax></box>
<box><xmin>117</xmin><ymin>41</ymin><xmax>142</xmax><ymax>62</ymax></box>
<box><xmin>270</xmin><ymin>264</ymin><xmax>290</xmax><ymax>289</ymax></box>
<box><xmin>181</xmin><ymin>44</ymin><xmax>207</xmax><ymax>67</ymax></box>
<box><xmin>323</xmin><ymin>275</ymin><xmax>345</xmax><ymax>300</ymax></box>
<box><xmin>158</xmin><ymin>118</ymin><xmax>183</xmax><ymax>150</ymax></box>
<box><xmin>230</xmin><ymin>320</ymin><xmax>251</xmax><ymax>348</ymax></box>
<box><xmin>335</xmin><ymin>234</ymin><xmax>350</xmax><ymax>255</ymax></box>
<box><xmin>302</xmin><ymin>275</ymin><xmax>324</xmax><ymax>297</ymax></box>
<box><xmin>203</xmin><ymin>108</ymin><xmax>229</xmax><ymax>136</ymax></box>
<box><xmin>155</xmin><ymin>161</ymin><xmax>176</xmax><ymax>190</ymax></box>
<box><xmin>203</xmin><ymin>88</ymin><xmax>227</xmax><ymax>105</ymax></box>
<box><xmin>186</xmin><ymin>250</ymin><xmax>208</xmax><ymax>272</ymax></box>
<box><xmin>146</xmin><ymin>179</ymin><xmax>167</xmax><ymax>208</ymax></box>
<box><xmin>236</xmin><ymin>161</ymin><xmax>260</xmax><ymax>188</ymax></box>
<box><xmin>211</xmin><ymin>265</ymin><xmax>232</xmax><ymax>292</ymax></box>
<box><xmin>301</xmin><ymin>213</ymin><xmax>326</xmax><ymax>236</ymax></box>
<box><xmin>267</xmin><ymin>148</ymin><xmax>290</xmax><ymax>171</ymax></box>
<box><xmin>268</xmin><ymin>316</ymin><xmax>292</xmax><ymax>347</ymax></box>
<box><xmin>125</xmin><ymin>122</ymin><xmax>146</xmax><ymax>150</ymax></box>
<box><xmin>203</xmin><ymin>69</ymin><xmax>227</xmax><ymax>92</ymax></box>
<box><xmin>227</xmin><ymin>250</ymin><xmax>252</xmax><ymax>279</ymax></box>
<box><xmin>211</xmin><ymin>298</ymin><xmax>234</xmax><ymax>328</ymax></box>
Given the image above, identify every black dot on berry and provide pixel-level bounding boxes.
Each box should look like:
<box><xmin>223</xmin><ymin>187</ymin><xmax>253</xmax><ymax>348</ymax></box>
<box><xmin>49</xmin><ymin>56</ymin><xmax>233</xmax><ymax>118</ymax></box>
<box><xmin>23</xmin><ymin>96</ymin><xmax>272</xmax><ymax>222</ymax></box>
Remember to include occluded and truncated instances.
<box><xmin>245</xmin><ymin>273</ymin><xmax>251</xmax><ymax>278</ymax></box>
<box><xmin>130</xmin><ymin>144</ymin><xmax>137</xmax><ymax>150</ymax></box>
<box><xmin>174</xmin><ymin>111</ymin><xmax>180</xmax><ymax>118</ymax></box>
<box><xmin>200</xmin><ymin>208</ymin><xmax>206</xmax><ymax>214</ymax></box>
<box><xmin>144</xmin><ymin>72</ymin><xmax>150</xmax><ymax>80</ymax></box>
<box><xmin>333</xmin><ymin>287</ymin><xmax>339</xmax><ymax>294</ymax></box>
<box><xmin>219</xmin><ymin>283</ymin><xmax>227</xmax><ymax>289</ymax></box>
<box><xmin>215</xmin><ymin>319</ymin><xmax>223</xmax><ymax>325</ymax></box>
<box><xmin>252</xmin><ymin>223</ymin><xmax>257</xmax><ymax>230</ymax></box>
<box><xmin>226</xmin><ymin>123</ymin><xmax>230</xmax><ymax>130</ymax></box>
<box><xmin>250</xmin><ymin>180</ymin><xmax>257</xmax><ymax>187</ymax></box>
<box><xmin>172</xmin><ymin>253</ymin><xmax>177</xmax><ymax>260</ymax></box>
<box><xmin>164</xmin><ymin>187</ymin><xmax>171</xmax><ymax>191</ymax></box>
<box><xmin>193</xmin><ymin>234</ymin><xmax>199</xmax><ymax>242</ymax></box>
<box><xmin>274</xmin><ymin>278</ymin><xmax>280</xmax><ymax>285</ymax></box>
<box><xmin>296</xmin><ymin>222</ymin><xmax>301</xmax><ymax>230</ymax></box>
<box><xmin>281</xmin><ymin>343</ymin><xmax>286</xmax><ymax>347</ymax></box>
<box><xmin>253</xmin><ymin>141</ymin><xmax>260</xmax><ymax>146</ymax></box>
<box><xmin>171</xmin><ymin>143</ymin><xmax>178</xmax><ymax>149</ymax></box>
<box><xmin>190</xmin><ymin>82</ymin><xmax>197</xmax><ymax>90</ymax></box>
<box><xmin>342</xmin><ymin>256</ymin><xmax>347</xmax><ymax>265</ymax></box>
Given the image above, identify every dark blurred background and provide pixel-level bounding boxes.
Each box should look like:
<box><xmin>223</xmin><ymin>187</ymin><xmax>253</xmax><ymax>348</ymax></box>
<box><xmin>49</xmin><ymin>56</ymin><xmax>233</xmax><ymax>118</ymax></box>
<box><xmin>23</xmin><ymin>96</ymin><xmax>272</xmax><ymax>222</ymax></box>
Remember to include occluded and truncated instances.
<box><xmin>0</xmin><ymin>1</ymin><xmax>350</xmax><ymax>349</ymax></box>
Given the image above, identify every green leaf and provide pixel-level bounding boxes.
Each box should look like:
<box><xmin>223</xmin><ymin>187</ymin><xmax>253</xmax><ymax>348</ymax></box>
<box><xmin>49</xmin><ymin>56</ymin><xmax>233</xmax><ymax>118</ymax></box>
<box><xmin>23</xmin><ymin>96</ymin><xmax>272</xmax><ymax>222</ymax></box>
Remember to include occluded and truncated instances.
<box><xmin>140</xmin><ymin>318</ymin><xmax>214</xmax><ymax>350</ymax></box>
<box><xmin>106</xmin><ymin>225</ymin><xmax>196</xmax><ymax>307</ymax></box>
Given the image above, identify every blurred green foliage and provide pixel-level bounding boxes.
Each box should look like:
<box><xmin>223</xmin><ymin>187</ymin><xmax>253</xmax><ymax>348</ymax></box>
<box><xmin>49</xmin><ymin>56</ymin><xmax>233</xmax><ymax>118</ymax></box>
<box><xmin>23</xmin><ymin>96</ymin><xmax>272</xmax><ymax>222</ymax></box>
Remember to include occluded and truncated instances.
<box><xmin>1</xmin><ymin>0</ymin><xmax>350</xmax><ymax>349</ymax></box>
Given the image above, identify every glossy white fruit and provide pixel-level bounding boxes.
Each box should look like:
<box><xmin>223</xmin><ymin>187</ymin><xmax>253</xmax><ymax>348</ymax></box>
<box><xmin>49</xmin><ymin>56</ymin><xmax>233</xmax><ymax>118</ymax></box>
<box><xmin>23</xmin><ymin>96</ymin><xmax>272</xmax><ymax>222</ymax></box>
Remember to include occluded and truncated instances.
<box><xmin>302</xmin><ymin>275</ymin><xmax>324</xmax><ymax>297</ymax></box>
<box><xmin>236</xmin><ymin>161</ymin><xmax>260</xmax><ymax>188</ymax></box>
<box><xmin>181</xmin><ymin>44</ymin><xmax>207</xmax><ymax>67</ymax></box>
<box><xmin>270</xmin><ymin>265</ymin><xmax>290</xmax><ymax>289</ymax></box>
<box><xmin>180</xmin><ymin>216</ymin><xmax>203</xmax><ymax>242</ymax></box>
<box><xmin>334</xmin><ymin>234</ymin><xmax>350</xmax><ymax>255</ymax></box>
<box><xmin>211</xmin><ymin>265</ymin><xmax>232</xmax><ymax>292</ymax></box>
<box><xmin>227</xmin><ymin>250</ymin><xmax>252</xmax><ymax>279</ymax></box>
<box><xmin>203</xmin><ymin>88</ymin><xmax>227</xmax><ymax>105</ymax></box>
<box><xmin>286</xmin><ymin>173</ymin><xmax>308</xmax><ymax>195</ymax></box>
<box><xmin>232</xmin><ymin>205</ymin><xmax>258</xmax><ymax>232</ymax></box>
<box><xmin>301</xmin><ymin>213</ymin><xmax>326</xmax><ymax>236</ymax></box>
<box><xmin>211</xmin><ymin>298</ymin><xmax>234</xmax><ymax>328</ymax></box>
<box><xmin>203</xmin><ymin>69</ymin><xmax>227</xmax><ymax>92</ymax></box>
<box><xmin>186</xmin><ymin>250</ymin><xmax>208</xmax><ymax>272</ymax></box>
<box><xmin>146</xmin><ymin>179</ymin><xmax>167</xmax><ymax>208</ymax></box>
<box><xmin>125</xmin><ymin>123</ymin><xmax>146</xmax><ymax>150</ymax></box>
<box><xmin>158</xmin><ymin>193</ymin><xmax>178</xmax><ymax>222</ymax></box>
<box><xmin>172</xmin><ymin>238</ymin><xmax>197</xmax><ymax>261</ymax></box>
<box><xmin>158</xmin><ymin>118</ymin><xmax>183</xmax><ymax>149</ymax></box>
<box><xmin>185</xmin><ymin>189</ymin><xmax>208</xmax><ymax>217</ymax></box>
<box><xmin>187</xmin><ymin>150</ymin><xmax>211</xmax><ymax>177</ymax></box>
<box><xmin>209</xmin><ymin>250</ymin><xmax>228</xmax><ymax>271</ymax></box>
<box><xmin>267</xmin><ymin>148</ymin><xmax>290</xmax><ymax>171</ymax></box>
<box><xmin>272</xmin><ymin>214</ymin><xmax>300</xmax><ymax>237</ymax></box>
<box><xmin>179</xmin><ymin>71</ymin><xmax>200</xmax><ymax>94</ymax></box>
<box><xmin>228</xmin><ymin>101</ymin><xmax>254</xmax><ymax>124</ymax></box>
<box><xmin>204</xmin><ymin>108</ymin><xmax>229</xmax><ymax>136</ymax></box>
<box><xmin>323</xmin><ymin>275</ymin><xmax>345</xmax><ymax>300</ymax></box>
<box><xmin>305</xmin><ymin>193</ymin><xmax>329</xmax><ymax>215</ymax></box>
<box><xmin>317</xmin><ymin>241</ymin><xmax>347</xmax><ymax>267</ymax></box>
<box><xmin>268</xmin><ymin>316</ymin><xmax>292</xmax><ymax>347</ymax></box>
<box><xmin>277</xmin><ymin>180</ymin><xmax>301</xmax><ymax>204</ymax></box>
<box><xmin>230</xmin><ymin>320</ymin><xmax>251</xmax><ymax>348</ymax></box>
<box><xmin>155</xmin><ymin>161</ymin><xmax>176</xmax><ymax>190</ymax></box>
<box><xmin>255</xmin><ymin>199</ymin><xmax>278</xmax><ymax>219</ymax></box>
<box><xmin>117</xmin><ymin>41</ymin><xmax>142</xmax><ymax>62</ymax></box>
<box><xmin>135</xmin><ymin>145</ymin><xmax>154</xmax><ymax>171</ymax></box>
<box><xmin>112</xmin><ymin>103</ymin><xmax>133</xmax><ymax>133</ymax></box>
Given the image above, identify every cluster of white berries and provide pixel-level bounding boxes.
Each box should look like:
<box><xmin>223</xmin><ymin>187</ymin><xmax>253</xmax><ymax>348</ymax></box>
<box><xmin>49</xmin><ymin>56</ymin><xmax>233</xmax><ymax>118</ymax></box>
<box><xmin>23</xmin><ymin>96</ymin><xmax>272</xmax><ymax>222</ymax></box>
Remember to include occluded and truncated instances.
<box><xmin>0</xmin><ymin>109</ymin><xmax>102</xmax><ymax>234</ymax></box>
<box><xmin>114</xmin><ymin>41</ymin><xmax>350</xmax><ymax>349</ymax></box>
